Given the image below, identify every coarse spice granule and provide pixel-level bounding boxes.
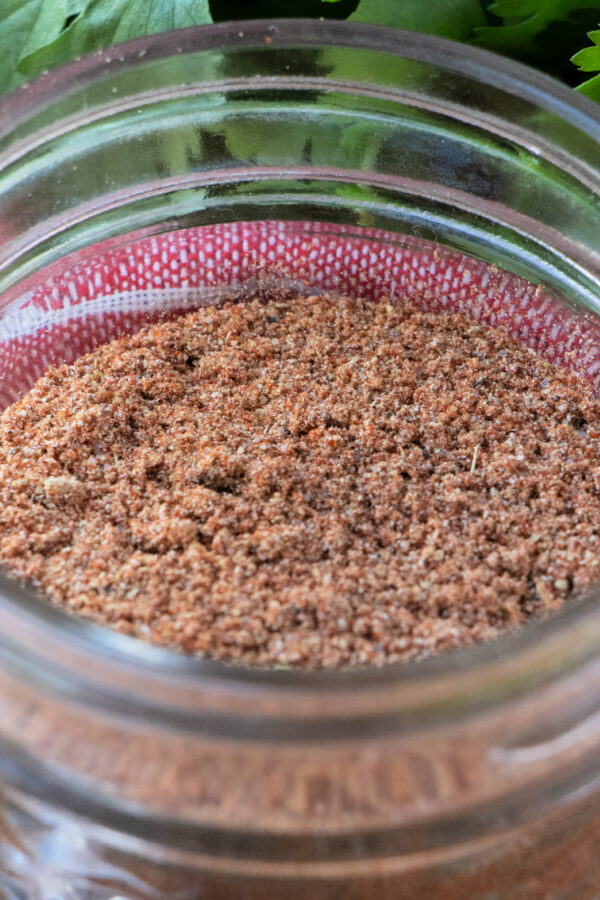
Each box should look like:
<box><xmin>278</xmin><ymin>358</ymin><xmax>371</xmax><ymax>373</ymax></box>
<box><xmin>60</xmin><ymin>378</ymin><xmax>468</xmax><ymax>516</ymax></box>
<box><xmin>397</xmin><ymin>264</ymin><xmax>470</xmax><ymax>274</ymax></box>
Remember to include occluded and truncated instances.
<box><xmin>1</xmin><ymin>293</ymin><xmax>600</xmax><ymax>669</ymax></box>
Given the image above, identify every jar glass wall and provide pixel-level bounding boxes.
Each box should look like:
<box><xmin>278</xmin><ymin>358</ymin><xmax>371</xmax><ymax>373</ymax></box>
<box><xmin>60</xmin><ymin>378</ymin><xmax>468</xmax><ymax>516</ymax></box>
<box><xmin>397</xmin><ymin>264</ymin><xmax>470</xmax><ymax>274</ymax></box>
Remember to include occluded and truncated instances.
<box><xmin>0</xmin><ymin>19</ymin><xmax>599</xmax><ymax>899</ymax></box>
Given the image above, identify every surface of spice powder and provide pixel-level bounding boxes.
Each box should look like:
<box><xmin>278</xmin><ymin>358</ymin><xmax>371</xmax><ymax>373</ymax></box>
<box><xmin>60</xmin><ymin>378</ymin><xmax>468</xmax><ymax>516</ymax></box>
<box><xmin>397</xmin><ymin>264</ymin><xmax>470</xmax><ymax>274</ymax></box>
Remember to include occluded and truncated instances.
<box><xmin>1</xmin><ymin>294</ymin><xmax>600</xmax><ymax>669</ymax></box>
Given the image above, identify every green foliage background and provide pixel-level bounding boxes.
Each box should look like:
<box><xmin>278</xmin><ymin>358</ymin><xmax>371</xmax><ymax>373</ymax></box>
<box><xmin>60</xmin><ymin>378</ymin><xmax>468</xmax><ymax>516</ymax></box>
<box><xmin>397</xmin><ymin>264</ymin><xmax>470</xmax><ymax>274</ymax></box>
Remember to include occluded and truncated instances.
<box><xmin>1</xmin><ymin>0</ymin><xmax>600</xmax><ymax>100</ymax></box>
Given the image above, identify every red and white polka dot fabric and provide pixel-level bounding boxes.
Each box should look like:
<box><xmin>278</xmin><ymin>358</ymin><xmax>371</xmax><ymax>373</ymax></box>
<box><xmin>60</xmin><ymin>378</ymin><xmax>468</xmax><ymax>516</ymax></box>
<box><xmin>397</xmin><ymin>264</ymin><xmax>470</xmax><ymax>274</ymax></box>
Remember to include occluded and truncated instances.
<box><xmin>1</xmin><ymin>220</ymin><xmax>598</xmax><ymax>410</ymax></box>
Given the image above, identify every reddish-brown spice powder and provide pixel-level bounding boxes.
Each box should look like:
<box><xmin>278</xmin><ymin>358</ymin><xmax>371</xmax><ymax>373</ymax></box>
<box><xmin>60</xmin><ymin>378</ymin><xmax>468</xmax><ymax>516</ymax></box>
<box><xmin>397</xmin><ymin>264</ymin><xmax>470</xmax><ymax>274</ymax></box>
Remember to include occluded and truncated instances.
<box><xmin>1</xmin><ymin>293</ymin><xmax>600</xmax><ymax>668</ymax></box>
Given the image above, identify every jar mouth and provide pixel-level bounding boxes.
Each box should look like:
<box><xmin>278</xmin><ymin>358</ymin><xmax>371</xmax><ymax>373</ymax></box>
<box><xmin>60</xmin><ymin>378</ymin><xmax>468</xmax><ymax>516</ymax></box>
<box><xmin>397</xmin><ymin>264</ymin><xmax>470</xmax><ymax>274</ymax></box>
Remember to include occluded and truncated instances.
<box><xmin>0</xmin><ymin>18</ymin><xmax>600</xmax><ymax>730</ymax></box>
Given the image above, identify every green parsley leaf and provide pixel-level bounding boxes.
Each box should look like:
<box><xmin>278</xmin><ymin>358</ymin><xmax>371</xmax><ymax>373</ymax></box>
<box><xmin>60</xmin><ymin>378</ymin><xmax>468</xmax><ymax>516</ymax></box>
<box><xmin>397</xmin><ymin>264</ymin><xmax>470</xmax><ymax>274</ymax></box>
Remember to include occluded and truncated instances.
<box><xmin>475</xmin><ymin>1</ymin><xmax>594</xmax><ymax>57</ymax></box>
<box><xmin>572</xmin><ymin>27</ymin><xmax>600</xmax><ymax>69</ymax></box>
<box><xmin>573</xmin><ymin>26</ymin><xmax>600</xmax><ymax>100</ymax></box>
<box><xmin>349</xmin><ymin>0</ymin><xmax>486</xmax><ymax>40</ymax></box>
<box><xmin>578</xmin><ymin>72</ymin><xmax>600</xmax><ymax>98</ymax></box>
<box><xmin>18</xmin><ymin>0</ymin><xmax>213</xmax><ymax>81</ymax></box>
<box><xmin>0</xmin><ymin>0</ymin><xmax>68</xmax><ymax>94</ymax></box>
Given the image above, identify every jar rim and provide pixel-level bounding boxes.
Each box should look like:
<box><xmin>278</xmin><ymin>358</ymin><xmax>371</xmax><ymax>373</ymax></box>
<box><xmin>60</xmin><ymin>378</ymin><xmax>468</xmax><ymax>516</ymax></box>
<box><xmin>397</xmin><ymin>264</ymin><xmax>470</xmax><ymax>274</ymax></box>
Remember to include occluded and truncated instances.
<box><xmin>3</xmin><ymin>17</ymin><xmax>600</xmax><ymax>142</ymax></box>
<box><xmin>1</xmin><ymin>18</ymin><xmax>600</xmax><ymax>731</ymax></box>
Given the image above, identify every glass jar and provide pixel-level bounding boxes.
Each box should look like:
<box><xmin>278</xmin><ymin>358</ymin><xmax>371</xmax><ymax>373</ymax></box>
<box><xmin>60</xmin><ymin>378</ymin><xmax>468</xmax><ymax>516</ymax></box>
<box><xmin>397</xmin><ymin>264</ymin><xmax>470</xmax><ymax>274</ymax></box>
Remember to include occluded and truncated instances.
<box><xmin>0</xmin><ymin>18</ymin><xmax>600</xmax><ymax>899</ymax></box>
